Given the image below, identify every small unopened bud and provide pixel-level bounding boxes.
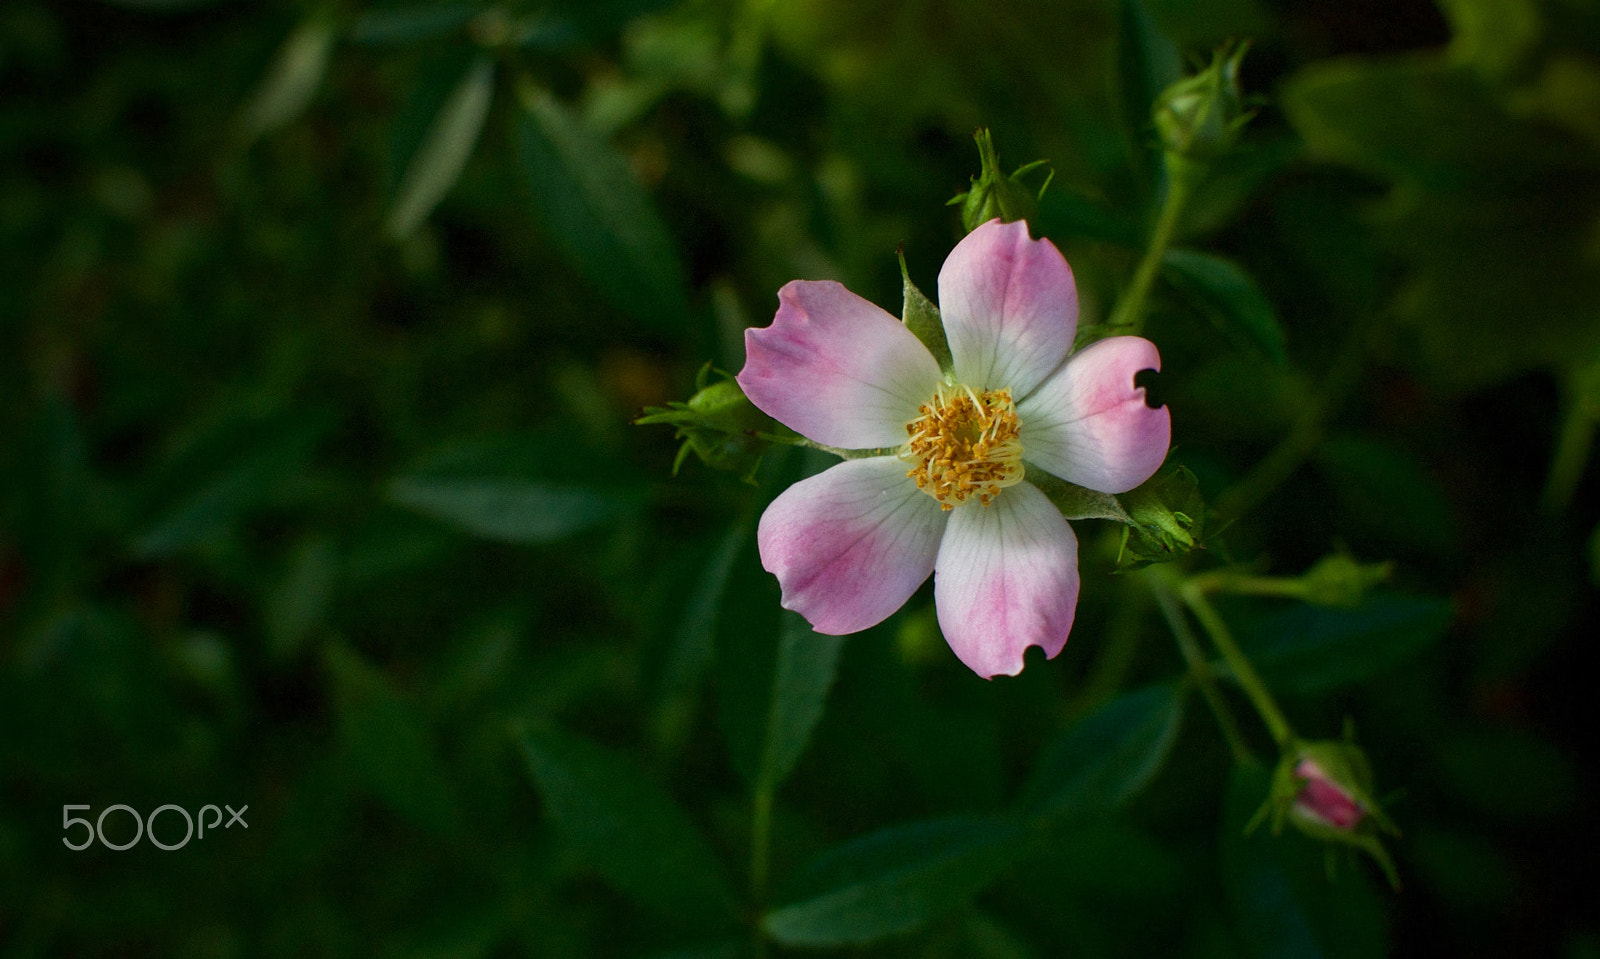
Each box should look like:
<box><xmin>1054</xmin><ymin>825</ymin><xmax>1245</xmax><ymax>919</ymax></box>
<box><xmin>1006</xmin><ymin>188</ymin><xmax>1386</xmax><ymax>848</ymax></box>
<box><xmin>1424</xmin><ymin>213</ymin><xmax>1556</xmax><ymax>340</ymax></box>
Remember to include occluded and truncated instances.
<box><xmin>1153</xmin><ymin>40</ymin><xmax>1254</xmax><ymax>164</ymax></box>
<box><xmin>1251</xmin><ymin>733</ymin><xmax>1402</xmax><ymax>888</ymax></box>
<box><xmin>1298</xmin><ymin>553</ymin><xmax>1392</xmax><ymax>606</ymax></box>
<box><xmin>635</xmin><ymin>365</ymin><xmax>775</xmax><ymax>482</ymax></box>
<box><xmin>1292</xmin><ymin>756</ymin><xmax>1366</xmax><ymax>830</ymax></box>
<box><xmin>948</xmin><ymin>129</ymin><xmax>1051</xmax><ymax>233</ymax></box>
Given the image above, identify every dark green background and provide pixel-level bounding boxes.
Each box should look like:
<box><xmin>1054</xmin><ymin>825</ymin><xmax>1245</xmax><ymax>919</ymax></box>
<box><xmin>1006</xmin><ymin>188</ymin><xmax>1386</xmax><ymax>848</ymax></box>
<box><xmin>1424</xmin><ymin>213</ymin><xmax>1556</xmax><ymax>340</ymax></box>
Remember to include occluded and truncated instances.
<box><xmin>3</xmin><ymin>0</ymin><xmax>1597</xmax><ymax>955</ymax></box>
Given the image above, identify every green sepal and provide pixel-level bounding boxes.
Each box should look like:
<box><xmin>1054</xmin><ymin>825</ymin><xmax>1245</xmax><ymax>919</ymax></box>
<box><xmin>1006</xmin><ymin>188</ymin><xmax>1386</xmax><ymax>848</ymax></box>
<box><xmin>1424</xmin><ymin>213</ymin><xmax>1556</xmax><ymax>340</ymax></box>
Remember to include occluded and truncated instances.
<box><xmin>635</xmin><ymin>364</ymin><xmax>774</xmax><ymax>483</ymax></box>
<box><xmin>898</xmin><ymin>248</ymin><xmax>952</xmax><ymax>373</ymax></box>
<box><xmin>1249</xmin><ymin>726</ymin><xmax>1402</xmax><ymax>890</ymax></box>
<box><xmin>1115</xmin><ymin>466</ymin><xmax>1207</xmax><ymax>570</ymax></box>
<box><xmin>1297</xmin><ymin>552</ymin><xmax>1394</xmax><ymax>607</ymax></box>
<box><xmin>947</xmin><ymin>128</ymin><xmax>1052</xmax><ymax>233</ymax></box>
<box><xmin>1028</xmin><ymin>469</ymin><xmax>1133</xmax><ymax>523</ymax></box>
<box><xmin>1153</xmin><ymin>40</ymin><xmax>1256</xmax><ymax>164</ymax></box>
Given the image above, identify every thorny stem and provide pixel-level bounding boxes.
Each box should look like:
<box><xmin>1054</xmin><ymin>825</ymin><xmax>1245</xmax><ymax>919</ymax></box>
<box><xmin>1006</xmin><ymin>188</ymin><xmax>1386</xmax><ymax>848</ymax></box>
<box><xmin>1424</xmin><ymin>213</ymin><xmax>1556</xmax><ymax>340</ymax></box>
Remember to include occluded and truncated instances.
<box><xmin>1108</xmin><ymin>162</ymin><xmax>1198</xmax><ymax>333</ymax></box>
<box><xmin>1148</xmin><ymin>568</ymin><xmax>1252</xmax><ymax>764</ymax></box>
<box><xmin>1179</xmin><ymin>579</ymin><xmax>1295</xmax><ymax>750</ymax></box>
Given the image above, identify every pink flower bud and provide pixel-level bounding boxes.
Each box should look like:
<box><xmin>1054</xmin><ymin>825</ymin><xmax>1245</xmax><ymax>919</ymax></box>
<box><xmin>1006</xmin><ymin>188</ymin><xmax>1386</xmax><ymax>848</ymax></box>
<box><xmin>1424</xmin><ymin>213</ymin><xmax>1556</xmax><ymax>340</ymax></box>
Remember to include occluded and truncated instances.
<box><xmin>1292</xmin><ymin>757</ymin><xmax>1366</xmax><ymax>830</ymax></box>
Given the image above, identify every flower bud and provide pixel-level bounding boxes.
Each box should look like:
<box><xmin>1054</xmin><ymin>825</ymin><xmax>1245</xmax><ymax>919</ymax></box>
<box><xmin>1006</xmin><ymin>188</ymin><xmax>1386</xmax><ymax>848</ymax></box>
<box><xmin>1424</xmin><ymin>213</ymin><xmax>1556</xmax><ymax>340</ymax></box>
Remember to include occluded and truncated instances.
<box><xmin>635</xmin><ymin>365</ymin><xmax>775</xmax><ymax>482</ymax></box>
<box><xmin>1153</xmin><ymin>40</ymin><xmax>1253</xmax><ymax>164</ymax></box>
<box><xmin>1251</xmin><ymin>733</ymin><xmax>1401</xmax><ymax>888</ymax></box>
<box><xmin>948</xmin><ymin>129</ymin><xmax>1051</xmax><ymax>233</ymax></box>
<box><xmin>1298</xmin><ymin>553</ymin><xmax>1392</xmax><ymax>606</ymax></box>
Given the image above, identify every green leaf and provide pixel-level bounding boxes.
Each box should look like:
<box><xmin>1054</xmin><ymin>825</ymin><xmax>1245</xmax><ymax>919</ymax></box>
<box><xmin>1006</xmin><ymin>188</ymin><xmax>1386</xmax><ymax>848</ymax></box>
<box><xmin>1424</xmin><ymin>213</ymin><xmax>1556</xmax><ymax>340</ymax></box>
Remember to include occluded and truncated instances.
<box><xmin>324</xmin><ymin>644</ymin><xmax>460</xmax><ymax>836</ymax></box>
<box><xmin>1028</xmin><ymin>470</ymin><xmax>1132</xmax><ymax>523</ymax></box>
<box><xmin>1314</xmin><ymin>435</ymin><xmax>1456</xmax><ymax>554</ymax></box>
<box><xmin>762</xmin><ymin>815</ymin><xmax>1025</xmax><ymax>947</ymax></box>
<box><xmin>517</xmin><ymin>725</ymin><xmax>739</xmax><ymax>927</ymax></box>
<box><xmin>238</xmin><ymin>15</ymin><xmax>337</xmax><ymax>140</ymax></box>
<box><xmin>1236</xmin><ymin>594</ymin><xmax>1453</xmax><ymax>695</ymax></box>
<box><xmin>132</xmin><ymin>418</ymin><xmax>328</xmax><ymax>559</ymax></box>
<box><xmin>652</xmin><ymin>521</ymin><xmax>747</xmax><ymax>755</ymax></box>
<box><xmin>265</xmin><ymin>536</ymin><xmax>338</xmax><ymax>659</ymax></box>
<box><xmin>714</xmin><ymin>524</ymin><xmax>843</xmax><ymax>791</ymax></box>
<box><xmin>514</xmin><ymin>87</ymin><xmax>690</xmax><ymax>332</ymax></box>
<box><xmin>1162</xmin><ymin>248</ymin><xmax>1287</xmax><ymax>366</ymax></box>
<box><xmin>385</xmin><ymin>56</ymin><xmax>496</xmax><ymax>240</ymax></box>
<box><xmin>387</xmin><ymin>476</ymin><xmax>639</xmax><ymax>544</ymax></box>
<box><xmin>1221</xmin><ymin>762</ymin><xmax>1389</xmax><ymax>959</ymax></box>
<box><xmin>1016</xmin><ymin>683</ymin><xmax>1185</xmax><ymax>819</ymax></box>
<box><xmin>350</xmin><ymin>3</ymin><xmax>483</xmax><ymax>45</ymax></box>
<box><xmin>1113</xmin><ymin>0</ymin><xmax>1183</xmax><ymax>187</ymax></box>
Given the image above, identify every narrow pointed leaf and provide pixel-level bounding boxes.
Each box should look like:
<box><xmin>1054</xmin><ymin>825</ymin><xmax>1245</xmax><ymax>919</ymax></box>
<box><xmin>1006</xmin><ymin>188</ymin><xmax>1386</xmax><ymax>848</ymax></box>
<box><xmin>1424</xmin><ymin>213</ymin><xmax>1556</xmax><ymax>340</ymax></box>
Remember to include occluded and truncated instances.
<box><xmin>239</xmin><ymin>16</ymin><xmax>337</xmax><ymax>140</ymax></box>
<box><xmin>515</xmin><ymin>88</ymin><xmax>690</xmax><ymax>331</ymax></box>
<box><xmin>518</xmin><ymin>725</ymin><xmax>739</xmax><ymax>927</ymax></box>
<box><xmin>1162</xmin><ymin>248</ymin><xmax>1288</xmax><ymax>366</ymax></box>
<box><xmin>763</xmin><ymin>815</ymin><xmax>1025</xmax><ymax>947</ymax></box>
<box><xmin>387</xmin><ymin>476</ymin><xmax>639</xmax><ymax>544</ymax></box>
<box><xmin>385</xmin><ymin>56</ymin><xmax>496</xmax><ymax>240</ymax></box>
<box><xmin>325</xmin><ymin>644</ymin><xmax>460</xmax><ymax>836</ymax></box>
<box><xmin>1017</xmin><ymin>683</ymin><xmax>1185</xmax><ymax>819</ymax></box>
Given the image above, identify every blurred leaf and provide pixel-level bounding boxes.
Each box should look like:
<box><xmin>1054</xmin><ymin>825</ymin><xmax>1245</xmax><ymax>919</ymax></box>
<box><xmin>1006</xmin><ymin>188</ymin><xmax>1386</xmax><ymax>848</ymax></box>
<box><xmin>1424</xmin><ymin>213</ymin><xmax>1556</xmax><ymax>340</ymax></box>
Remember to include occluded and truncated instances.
<box><xmin>514</xmin><ymin>87</ymin><xmax>690</xmax><ymax>332</ymax></box>
<box><xmin>1282</xmin><ymin>55</ymin><xmax>1600</xmax><ymax>389</ymax></box>
<box><xmin>1437</xmin><ymin>727</ymin><xmax>1579</xmax><ymax>821</ymax></box>
<box><xmin>1036</xmin><ymin>187</ymin><xmax>1141</xmax><ymax>247</ymax></box>
<box><xmin>1221</xmin><ymin>762</ymin><xmax>1389</xmax><ymax>959</ymax></box>
<box><xmin>350</xmin><ymin>3</ymin><xmax>482</xmax><ymax>45</ymax></box>
<box><xmin>763</xmin><ymin>815</ymin><xmax>1024</xmax><ymax>947</ymax></box>
<box><xmin>266</xmin><ymin>537</ymin><xmax>338</xmax><ymax>659</ymax></box>
<box><xmin>132</xmin><ymin>418</ymin><xmax>328</xmax><ymax>559</ymax></box>
<box><xmin>1162</xmin><ymin>248</ymin><xmax>1287</xmax><ymax>366</ymax></box>
<box><xmin>1436</xmin><ymin>0</ymin><xmax>1541</xmax><ymax>79</ymax></box>
<box><xmin>654</xmin><ymin>521</ymin><xmax>747</xmax><ymax>754</ymax></box>
<box><xmin>1113</xmin><ymin>0</ymin><xmax>1183</xmax><ymax>187</ymax></box>
<box><xmin>386</xmin><ymin>56</ymin><xmax>496</xmax><ymax>240</ymax></box>
<box><xmin>1281</xmin><ymin>57</ymin><xmax>1574</xmax><ymax>191</ymax></box>
<box><xmin>1016</xmin><ymin>682</ymin><xmax>1185</xmax><ymax>819</ymax></box>
<box><xmin>1236</xmin><ymin>594</ymin><xmax>1453</xmax><ymax>696</ymax></box>
<box><xmin>239</xmin><ymin>15</ymin><xmax>337</xmax><ymax>140</ymax></box>
<box><xmin>1314</xmin><ymin>435</ymin><xmax>1455</xmax><ymax>554</ymax></box>
<box><xmin>727</xmin><ymin>611</ymin><xmax>843</xmax><ymax>792</ymax></box>
<box><xmin>325</xmin><ymin>644</ymin><xmax>460</xmax><ymax>836</ymax></box>
<box><xmin>388</xmin><ymin>476</ymin><xmax>639</xmax><ymax>544</ymax></box>
<box><xmin>517</xmin><ymin>725</ymin><xmax>739</xmax><ymax>927</ymax></box>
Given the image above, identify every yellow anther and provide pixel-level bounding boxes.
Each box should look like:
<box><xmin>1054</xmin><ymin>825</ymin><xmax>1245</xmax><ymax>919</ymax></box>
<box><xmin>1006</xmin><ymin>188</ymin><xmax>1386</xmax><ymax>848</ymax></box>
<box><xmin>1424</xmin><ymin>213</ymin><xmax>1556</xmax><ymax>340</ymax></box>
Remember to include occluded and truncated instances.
<box><xmin>899</xmin><ymin>383</ymin><xmax>1024</xmax><ymax>510</ymax></box>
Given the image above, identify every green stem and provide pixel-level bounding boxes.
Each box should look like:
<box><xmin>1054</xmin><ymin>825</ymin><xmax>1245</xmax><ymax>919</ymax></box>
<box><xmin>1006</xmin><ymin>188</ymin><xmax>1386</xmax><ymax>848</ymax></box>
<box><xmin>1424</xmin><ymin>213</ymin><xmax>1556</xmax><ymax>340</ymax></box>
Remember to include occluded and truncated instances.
<box><xmin>1179</xmin><ymin>580</ymin><xmax>1294</xmax><ymax>749</ymax></box>
<box><xmin>1186</xmin><ymin>570</ymin><xmax>1307</xmax><ymax>600</ymax></box>
<box><xmin>1108</xmin><ymin>162</ymin><xmax>1197</xmax><ymax>333</ymax></box>
<box><xmin>1540</xmin><ymin>394</ymin><xmax>1597</xmax><ymax>513</ymax></box>
<box><xmin>749</xmin><ymin>783</ymin><xmax>774</xmax><ymax>958</ymax></box>
<box><xmin>1147</xmin><ymin>569</ymin><xmax>1252</xmax><ymax>764</ymax></box>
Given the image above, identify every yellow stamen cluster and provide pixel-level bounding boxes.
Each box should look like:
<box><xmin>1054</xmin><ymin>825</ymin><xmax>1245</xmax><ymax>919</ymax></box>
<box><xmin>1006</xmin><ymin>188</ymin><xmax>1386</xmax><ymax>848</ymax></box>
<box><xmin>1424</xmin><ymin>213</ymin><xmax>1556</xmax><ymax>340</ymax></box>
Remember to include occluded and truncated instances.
<box><xmin>900</xmin><ymin>383</ymin><xmax>1025</xmax><ymax>510</ymax></box>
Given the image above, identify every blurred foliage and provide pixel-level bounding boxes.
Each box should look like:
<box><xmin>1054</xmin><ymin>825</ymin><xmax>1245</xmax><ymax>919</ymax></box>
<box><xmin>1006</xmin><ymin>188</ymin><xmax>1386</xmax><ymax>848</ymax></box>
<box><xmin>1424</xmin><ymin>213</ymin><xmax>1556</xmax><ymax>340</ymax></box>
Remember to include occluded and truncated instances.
<box><xmin>3</xmin><ymin>0</ymin><xmax>1599</xmax><ymax>957</ymax></box>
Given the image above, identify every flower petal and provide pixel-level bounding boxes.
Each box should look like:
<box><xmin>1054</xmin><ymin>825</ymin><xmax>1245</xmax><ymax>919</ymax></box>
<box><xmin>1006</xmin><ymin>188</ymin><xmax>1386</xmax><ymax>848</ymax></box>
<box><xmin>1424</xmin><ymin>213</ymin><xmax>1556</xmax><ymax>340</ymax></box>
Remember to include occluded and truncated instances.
<box><xmin>933</xmin><ymin>482</ymin><xmax>1079</xmax><ymax>678</ymax></box>
<box><xmin>738</xmin><ymin>280</ymin><xmax>943</xmax><ymax>449</ymax></box>
<box><xmin>1018</xmin><ymin>336</ymin><xmax>1171</xmax><ymax>494</ymax></box>
<box><xmin>758</xmin><ymin>456</ymin><xmax>948</xmax><ymax>635</ymax></box>
<box><xmin>938</xmin><ymin>218</ymin><xmax>1078</xmax><ymax>398</ymax></box>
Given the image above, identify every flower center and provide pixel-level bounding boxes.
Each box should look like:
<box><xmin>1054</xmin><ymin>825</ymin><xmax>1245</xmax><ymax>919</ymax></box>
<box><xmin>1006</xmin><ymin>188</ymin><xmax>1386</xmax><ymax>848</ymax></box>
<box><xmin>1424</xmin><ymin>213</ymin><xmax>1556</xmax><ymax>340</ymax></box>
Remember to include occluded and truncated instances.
<box><xmin>899</xmin><ymin>383</ymin><xmax>1025</xmax><ymax>510</ymax></box>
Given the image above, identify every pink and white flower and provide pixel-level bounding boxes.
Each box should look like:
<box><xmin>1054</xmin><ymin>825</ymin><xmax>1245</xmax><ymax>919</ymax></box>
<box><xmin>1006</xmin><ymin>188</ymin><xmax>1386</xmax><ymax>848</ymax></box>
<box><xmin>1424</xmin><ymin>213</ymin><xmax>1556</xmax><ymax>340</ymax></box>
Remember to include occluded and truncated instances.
<box><xmin>737</xmin><ymin>219</ymin><xmax>1171</xmax><ymax>678</ymax></box>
